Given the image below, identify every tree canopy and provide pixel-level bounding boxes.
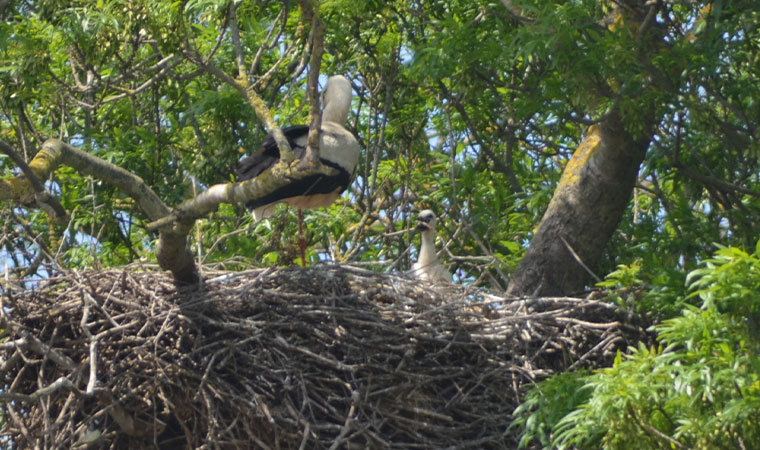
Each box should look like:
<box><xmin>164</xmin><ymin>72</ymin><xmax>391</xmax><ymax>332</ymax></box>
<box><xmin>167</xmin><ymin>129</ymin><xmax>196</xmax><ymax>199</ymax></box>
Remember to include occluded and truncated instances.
<box><xmin>2</xmin><ymin>0</ymin><xmax>760</xmax><ymax>447</ymax></box>
<box><xmin>2</xmin><ymin>0</ymin><xmax>759</xmax><ymax>289</ymax></box>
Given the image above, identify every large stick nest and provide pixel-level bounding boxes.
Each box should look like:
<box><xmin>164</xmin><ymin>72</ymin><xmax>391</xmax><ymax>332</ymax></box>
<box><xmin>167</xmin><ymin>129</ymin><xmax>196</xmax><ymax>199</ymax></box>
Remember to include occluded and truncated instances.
<box><xmin>1</xmin><ymin>265</ymin><xmax>647</xmax><ymax>449</ymax></box>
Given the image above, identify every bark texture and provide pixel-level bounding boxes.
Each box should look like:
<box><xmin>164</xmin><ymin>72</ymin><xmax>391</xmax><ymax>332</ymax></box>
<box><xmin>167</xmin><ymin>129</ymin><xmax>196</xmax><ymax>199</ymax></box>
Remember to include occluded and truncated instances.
<box><xmin>506</xmin><ymin>0</ymin><xmax>666</xmax><ymax>297</ymax></box>
<box><xmin>507</xmin><ymin>112</ymin><xmax>651</xmax><ymax>296</ymax></box>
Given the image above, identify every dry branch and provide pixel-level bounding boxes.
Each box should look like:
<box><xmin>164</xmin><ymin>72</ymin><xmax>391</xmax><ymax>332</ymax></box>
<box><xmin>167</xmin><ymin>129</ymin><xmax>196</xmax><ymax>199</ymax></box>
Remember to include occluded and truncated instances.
<box><xmin>0</xmin><ymin>265</ymin><xmax>648</xmax><ymax>449</ymax></box>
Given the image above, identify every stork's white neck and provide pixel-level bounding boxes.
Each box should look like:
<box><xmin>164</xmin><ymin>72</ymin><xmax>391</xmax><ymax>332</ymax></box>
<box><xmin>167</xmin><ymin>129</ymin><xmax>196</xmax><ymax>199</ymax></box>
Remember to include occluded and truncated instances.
<box><xmin>418</xmin><ymin>230</ymin><xmax>438</xmax><ymax>266</ymax></box>
<box><xmin>321</xmin><ymin>76</ymin><xmax>352</xmax><ymax>125</ymax></box>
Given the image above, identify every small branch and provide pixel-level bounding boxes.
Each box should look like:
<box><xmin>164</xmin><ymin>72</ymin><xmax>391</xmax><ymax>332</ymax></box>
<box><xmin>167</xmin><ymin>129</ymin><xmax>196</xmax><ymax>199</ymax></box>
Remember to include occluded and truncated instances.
<box><xmin>189</xmin><ymin>49</ymin><xmax>296</xmax><ymax>164</ymax></box>
<box><xmin>328</xmin><ymin>390</ymin><xmax>358</xmax><ymax>450</ymax></box>
<box><xmin>298</xmin><ymin>421</ymin><xmax>311</xmax><ymax>450</ymax></box>
<box><xmin>0</xmin><ymin>337</ymin><xmax>29</xmax><ymax>351</ymax></box>
<box><xmin>202</xmin><ymin>227</ymin><xmax>248</xmax><ymax>263</ymax></box>
<box><xmin>79</xmin><ymin>301</ymin><xmax>99</xmax><ymax>394</ymax></box>
<box><xmin>16</xmin><ymin>330</ymin><xmax>78</xmax><ymax>371</ymax></box>
<box><xmin>228</xmin><ymin>2</ymin><xmax>247</xmax><ymax>78</ymax></box>
<box><xmin>465</xmin><ymin>225</ymin><xmax>509</xmax><ymax>290</ymax></box>
<box><xmin>0</xmin><ymin>350</ymin><xmax>21</xmax><ymax>372</ymax></box>
<box><xmin>296</xmin><ymin>0</ymin><xmax>325</xmax><ymax>169</ymax></box>
<box><xmin>635</xmin><ymin>1</ymin><xmax>660</xmax><ymax>41</ymax></box>
<box><xmin>560</xmin><ymin>236</ymin><xmax>602</xmax><ymax>283</ymax></box>
<box><xmin>439</xmin><ymin>84</ymin><xmax>522</xmax><ymax>193</ymax></box>
<box><xmin>0</xmin><ymin>376</ymin><xmax>82</xmax><ymax>404</ymax></box>
<box><xmin>253</xmin><ymin>43</ymin><xmax>299</xmax><ymax>90</ymax></box>
<box><xmin>101</xmin><ymin>55</ymin><xmax>181</xmax><ymax>104</ymax></box>
<box><xmin>251</xmin><ymin>6</ymin><xmax>288</xmax><ymax>75</ymax></box>
<box><xmin>4</xmin><ymin>404</ymin><xmax>34</xmax><ymax>447</ymax></box>
<box><xmin>108</xmin><ymin>403</ymin><xmax>137</xmax><ymax>435</ymax></box>
<box><xmin>628</xmin><ymin>405</ymin><xmax>684</xmax><ymax>449</ymax></box>
<box><xmin>287</xmin><ymin>19</ymin><xmax>313</xmax><ymax>85</ymax></box>
<box><xmin>274</xmin><ymin>334</ymin><xmax>358</xmax><ymax>372</ymax></box>
<box><xmin>500</xmin><ymin>0</ymin><xmax>533</xmax><ymax>23</ymax></box>
<box><xmin>675</xmin><ymin>164</ymin><xmax>760</xmax><ymax>199</ymax></box>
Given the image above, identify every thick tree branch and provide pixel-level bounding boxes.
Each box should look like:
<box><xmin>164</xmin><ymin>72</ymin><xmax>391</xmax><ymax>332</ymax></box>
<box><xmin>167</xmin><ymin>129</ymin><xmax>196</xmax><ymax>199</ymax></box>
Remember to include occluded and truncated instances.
<box><xmin>0</xmin><ymin>139</ymin><xmax>198</xmax><ymax>282</ymax></box>
<box><xmin>30</xmin><ymin>139</ymin><xmax>171</xmax><ymax>220</ymax></box>
<box><xmin>0</xmin><ymin>139</ymin><xmax>68</xmax><ymax>222</ymax></box>
<box><xmin>146</xmin><ymin>162</ymin><xmax>340</xmax><ymax>232</ymax></box>
<box><xmin>1</xmin><ymin>138</ymin><xmax>341</xmax><ymax>284</ymax></box>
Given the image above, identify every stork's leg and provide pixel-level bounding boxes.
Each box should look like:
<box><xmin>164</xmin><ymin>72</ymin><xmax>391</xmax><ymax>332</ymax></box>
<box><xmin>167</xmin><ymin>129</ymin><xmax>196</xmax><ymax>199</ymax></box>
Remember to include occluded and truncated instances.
<box><xmin>298</xmin><ymin>208</ymin><xmax>307</xmax><ymax>267</ymax></box>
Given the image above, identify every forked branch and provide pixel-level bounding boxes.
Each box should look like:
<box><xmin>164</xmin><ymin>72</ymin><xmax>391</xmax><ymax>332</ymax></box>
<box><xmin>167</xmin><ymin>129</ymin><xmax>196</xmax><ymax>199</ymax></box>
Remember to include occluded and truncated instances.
<box><xmin>0</xmin><ymin>139</ymin><xmax>338</xmax><ymax>284</ymax></box>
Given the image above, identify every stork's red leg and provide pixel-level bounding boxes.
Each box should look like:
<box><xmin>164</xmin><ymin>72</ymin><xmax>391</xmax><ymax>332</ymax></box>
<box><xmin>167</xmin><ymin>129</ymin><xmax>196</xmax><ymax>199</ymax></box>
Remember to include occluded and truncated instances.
<box><xmin>298</xmin><ymin>208</ymin><xmax>307</xmax><ymax>267</ymax></box>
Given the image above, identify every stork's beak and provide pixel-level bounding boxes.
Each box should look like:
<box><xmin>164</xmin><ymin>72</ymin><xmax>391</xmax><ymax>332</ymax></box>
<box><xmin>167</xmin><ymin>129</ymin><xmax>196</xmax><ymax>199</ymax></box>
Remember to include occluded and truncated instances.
<box><xmin>415</xmin><ymin>217</ymin><xmax>432</xmax><ymax>232</ymax></box>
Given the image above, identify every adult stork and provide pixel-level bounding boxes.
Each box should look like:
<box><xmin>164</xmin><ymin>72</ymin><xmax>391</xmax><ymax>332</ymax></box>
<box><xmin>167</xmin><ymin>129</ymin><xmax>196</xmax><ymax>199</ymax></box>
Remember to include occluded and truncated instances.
<box><xmin>235</xmin><ymin>75</ymin><xmax>359</xmax><ymax>265</ymax></box>
<box><xmin>410</xmin><ymin>210</ymin><xmax>452</xmax><ymax>283</ymax></box>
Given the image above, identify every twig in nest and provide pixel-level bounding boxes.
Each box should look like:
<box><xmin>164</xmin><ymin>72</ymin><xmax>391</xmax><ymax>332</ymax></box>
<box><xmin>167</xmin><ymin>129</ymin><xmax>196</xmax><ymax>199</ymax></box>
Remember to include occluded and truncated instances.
<box><xmin>0</xmin><ymin>377</ymin><xmax>82</xmax><ymax>403</ymax></box>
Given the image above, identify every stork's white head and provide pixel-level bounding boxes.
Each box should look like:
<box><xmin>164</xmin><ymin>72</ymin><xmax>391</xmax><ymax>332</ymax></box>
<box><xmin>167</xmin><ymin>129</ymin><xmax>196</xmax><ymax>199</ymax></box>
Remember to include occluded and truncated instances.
<box><xmin>321</xmin><ymin>75</ymin><xmax>352</xmax><ymax>125</ymax></box>
<box><xmin>415</xmin><ymin>209</ymin><xmax>438</xmax><ymax>233</ymax></box>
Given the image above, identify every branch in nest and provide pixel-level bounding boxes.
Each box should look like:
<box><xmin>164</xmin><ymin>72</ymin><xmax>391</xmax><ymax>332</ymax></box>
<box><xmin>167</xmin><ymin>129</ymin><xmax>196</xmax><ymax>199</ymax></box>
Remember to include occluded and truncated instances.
<box><xmin>0</xmin><ymin>376</ymin><xmax>82</xmax><ymax>404</ymax></box>
<box><xmin>10</xmin><ymin>331</ymin><xmax>78</xmax><ymax>371</ymax></box>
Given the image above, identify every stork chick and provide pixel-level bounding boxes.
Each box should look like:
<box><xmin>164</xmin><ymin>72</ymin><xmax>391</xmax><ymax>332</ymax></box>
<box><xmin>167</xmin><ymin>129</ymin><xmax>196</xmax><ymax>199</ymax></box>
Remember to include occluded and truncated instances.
<box><xmin>410</xmin><ymin>210</ymin><xmax>452</xmax><ymax>283</ymax></box>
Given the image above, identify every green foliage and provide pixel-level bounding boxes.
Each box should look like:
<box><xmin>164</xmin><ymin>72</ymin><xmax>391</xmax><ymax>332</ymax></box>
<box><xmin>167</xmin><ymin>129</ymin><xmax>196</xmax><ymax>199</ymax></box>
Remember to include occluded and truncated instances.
<box><xmin>515</xmin><ymin>242</ymin><xmax>760</xmax><ymax>449</ymax></box>
<box><xmin>1</xmin><ymin>0</ymin><xmax>760</xmax><ymax>294</ymax></box>
<box><xmin>685</xmin><ymin>242</ymin><xmax>760</xmax><ymax>329</ymax></box>
<box><xmin>509</xmin><ymin>371</ymin><xmax>592</xmax><ymax>449</ymax></box>
<box><xmin>596</xmin><ymin>259</ymin><xmax>692</xmax><ymax>322</ymax></box>
<box><xmin>597</xmin><ymin>260</ymin><xmax>643</xmax><ymax>291</ymax></box>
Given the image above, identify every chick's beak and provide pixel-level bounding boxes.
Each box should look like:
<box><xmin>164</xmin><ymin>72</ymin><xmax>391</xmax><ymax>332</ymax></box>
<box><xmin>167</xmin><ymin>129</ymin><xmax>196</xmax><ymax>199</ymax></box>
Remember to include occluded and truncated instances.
<box><xmin>415</xmin><ymin>219</ymin><xmax>431</xmax><ymax>232</ymax></box>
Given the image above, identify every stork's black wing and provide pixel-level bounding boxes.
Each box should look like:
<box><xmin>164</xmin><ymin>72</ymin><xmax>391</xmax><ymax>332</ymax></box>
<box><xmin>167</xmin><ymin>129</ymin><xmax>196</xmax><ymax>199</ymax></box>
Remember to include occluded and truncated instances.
<box><xmin>235</xmin><ymin>124</ymin><xmax>353</xmax><ymax>211</ymax></box>
<box><xmin>235</xmin><ymin>125</ymin><xmax>309</xmax><ymax>181</ymax></box>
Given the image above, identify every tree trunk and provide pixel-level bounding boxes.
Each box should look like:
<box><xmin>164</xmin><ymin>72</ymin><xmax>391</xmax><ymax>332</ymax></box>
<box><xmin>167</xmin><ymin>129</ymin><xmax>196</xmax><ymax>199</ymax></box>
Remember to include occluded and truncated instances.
<box><xmin>506</xmin><ymin>111</ymin><xmax>651</xmax><ymax>296</ymax></box>
<box><xmin>506</xmin><ymin>1</ymin><xmax>672</xmax><ymax>296</ymax></box>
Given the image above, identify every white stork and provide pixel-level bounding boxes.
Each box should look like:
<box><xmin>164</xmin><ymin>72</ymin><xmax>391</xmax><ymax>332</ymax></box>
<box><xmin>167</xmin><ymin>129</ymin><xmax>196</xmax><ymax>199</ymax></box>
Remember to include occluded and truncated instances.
<box><xmin>235</xmin><ymin>75</ymin><xmax>359</xmax><ymax>264</ymax></box>
<box><xmin>410</xmin><ymin>210</ymin><xmax>452</xmax><ymax>283</ymax></box>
